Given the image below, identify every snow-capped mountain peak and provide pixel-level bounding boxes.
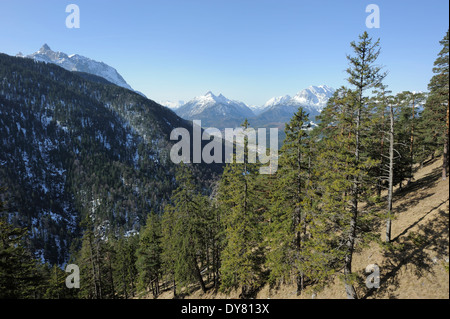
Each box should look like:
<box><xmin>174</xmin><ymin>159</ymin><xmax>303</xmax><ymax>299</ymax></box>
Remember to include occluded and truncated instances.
<box><xmin>160</xmin><ymin>100</ymin><xmax>185</xmax><ymax>110</ymax></box>
<box><xmin>39</xmin><ymin>43</ymin><xmax>52</xmax><ymax>53</ymax></box>
<box><xmin>19</xmin><ymin>44</ymin><xmax>135</xmax><ymax>93</ymax></box>
<box><xmin>262</xmin><ymin>85</ymin><xmax>335</xmax><ymax>112</ymax></box>
<box><xmin>288</xmin><ymin>85</ymin><xmax>335</xmax><ymax>113</ymax></box>
<box><xmin>254</xmin><ymin>85</ymin><xmax>335</xmax><ymax>124</ymax></box>
<box><xmin>188</xmin><ymin>91</ymin><xmax>246</xmax><ymax>109</ymax></box>
<box><xmin>263</xmin><ymin>95</ymin><xmax>292</xmax><ymax>108</ymax></box>
<box><xmin>175</xmin><ymin>91</ymin><xmax>255</xmax><ymax>127</ymax></box>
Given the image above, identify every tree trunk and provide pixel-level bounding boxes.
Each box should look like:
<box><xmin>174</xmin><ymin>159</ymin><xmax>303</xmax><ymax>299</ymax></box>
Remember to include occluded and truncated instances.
<box><xmin>386</xmin><ymin>104</ymin><xmax>394</xmax><ymax>243</ymax></box>
<box><xmin>443</xmin><ymin>98</ymin><xmax>449</xmax><ymax>180</ymax></box>
<box><xmin>409</xmin><ymin>96</ymin><xmax>416</xmax><ymax>184</ymax></box>
<box><xmin>95</xmin><ymin>241</ymin><xmax>103</xmax><ymax>299</ymax></box>
<box><xmin>206</xmin><ymin>241</ymin><xmax>210</xmax><ymax>283</ymax></box>
<box><xmin>444</xmin><ymin>135</ymin><xmax>448</xmax><ymax>180</ymax></box>
<box><xmin>172</xmin><ymin>275</ymin><xmax>177</xmax><ymax>298</ymax></box>
<box><xmin>193</xmin><ymin>258</ymin><xmax>207</xmax><ymax>293</ymax></box>
<box><xmin>156</xmin><ymin>276</ymin><xmax>160</xmax><ymax>296</ymax></box>
<box><xmin>88</xmin><ymin>236</ymin><xmax>99</xmax><ymax>299</ymax></box>
<box><xmin>378</xmin><ymin>107</ymin><xmax>386</xmax><ymax>197</ymax></box>
<box><xmin>344</xmin><ymin>92</ymin><xmax>362</xmax><ymax>300</ymax></box>
<box><xmin>108</xmin><ymin>251</ymin><xmax>115</xmax><ymax>298</ymax></box>
<box><xmin>344</xmin><ymin>213</ymin><xmax>358</xmax><ymax>299</ymax></box>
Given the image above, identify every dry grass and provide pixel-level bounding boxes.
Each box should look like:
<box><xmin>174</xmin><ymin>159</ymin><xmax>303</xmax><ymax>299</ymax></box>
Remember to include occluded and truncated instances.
<box><xmin>150</xmin><ymin>157</ymin><xmax>449</xmax><ymax>300</ymax></box>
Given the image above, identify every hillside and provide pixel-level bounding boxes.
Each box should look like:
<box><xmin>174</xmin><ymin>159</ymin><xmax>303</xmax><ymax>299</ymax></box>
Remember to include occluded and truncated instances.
<box><xmin>154</xmin><ymin>156</ymin><xmax>449</xmax><ymax>299</ymax></box>
<box><xmin>0</xmin><ymin>53</ymin><xmax>222</xmax><ymax>265</ymax></box>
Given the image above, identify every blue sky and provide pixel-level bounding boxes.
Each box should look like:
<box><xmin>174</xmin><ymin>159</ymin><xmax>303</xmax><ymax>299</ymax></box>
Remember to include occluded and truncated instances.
<box><xmin>0</xmin><ymin>0</ymin><xmax>448</xmax><ymax>106</ymax></box>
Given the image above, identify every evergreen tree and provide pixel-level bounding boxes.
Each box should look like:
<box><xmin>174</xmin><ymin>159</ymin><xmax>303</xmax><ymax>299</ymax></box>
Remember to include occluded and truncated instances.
<box><xmin>43</xmin><ymin>264</ymin><xmax>68</xmax><ymax>299</ymax></box>
<box><xmin>76</xmin><ymin>216</ymin><xmax>103</xmax><ymax>299</ymax></box>
<box><xmin>136</xmin><ymin>212</ymin><xmax>162</xmax><ymax>298</ymax></box>
<box><xmin>161</xmin><ymin>203</ymin><xmax>178</xmax><ymax>297</ymax></box>
<box><xmin>0</xmin><ymin>190</ymin><xmax>40</xmax><ymax>298</ymax></box>
<box><xmin>218</xmin><ymin>120</ymin><xmax>264</xmax><ymax>298</ymax></box>
<box><xmin>265</xmin><ymin>107</ymin><xmax>312</xmax><ymax>295</ymax></box>
<box><xmin>315</xmin><ymin>44</ymin><xmax>383</xmax><ymax>297</ymax></box>
<box><xmin>422</xmin><ymin>30</ymin><xmax>449</xmax><ymax>180</ymax></box>
<box><xmin>113</xmin><ymin>234</ymin><xmax>139</xmax><ymax>299</ymax></box>
<box><xmin>340</xmin><ymin>32</ymin><xmax>385</xmax><ymax>298</ymax></box>
<box><xmin>391</xmin><ymin>92</ymin><xmax>419</xmax><ymax>188</ymax></box>
<box><xmin>384</xmin><ymin>91</ymin><xmax>396</xmax><ymax>243</ymax></box>
<box><xmin>399</xmin><ymin>91</ymin><xmax>427</xmax><ymax>182</ymax></box>
<box><xmin>161</xmin><ymin>163</ymin><xmax>210</xmax><ymax>295</ymax></box>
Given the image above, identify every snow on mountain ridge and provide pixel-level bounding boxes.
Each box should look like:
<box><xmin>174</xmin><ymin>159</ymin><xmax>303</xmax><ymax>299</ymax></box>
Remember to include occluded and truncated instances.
<box><xmin>174</xmin><ymin>86</ymin><xmax>334</xmax><ymax>126</ymax></box>
<box><xmin>19</xmin><ymin>44</ymin><xmax>135</xmax><ymax>92</ymax></box>
<box><xmin>175</xmin><ymin>91</ymin><xmax>255</xmax><ymax>123</ymax></box>
<box><xmin>160</xmin><ymin>100</ymin><xmax>185</xmax><ymax>110</ymax></box>
<box><xmin>184</xmin><ymin>91</ymin><xmax>251</xmax><ymax>116</ymax></box>
<box><xmin>263</xmin><ymin>95</ymin><xmax>292</xmax><ymax>109</ymax></box>
<box><xmin>267</xmin><ymin>85</ymin><xmax>335</xmax><ymax>114</ymax></box>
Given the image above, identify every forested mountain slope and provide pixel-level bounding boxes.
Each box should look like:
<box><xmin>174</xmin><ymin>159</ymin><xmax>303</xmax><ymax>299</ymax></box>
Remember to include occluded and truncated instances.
<box><xmin>0</xmin><ymin>53</ymin><xmax>219</xmax><ymax>265</ymax></box>
<box><xmin>155</xmin><ymin>157</ymin><xmax>449</xmax><ymax>299</ymax></box>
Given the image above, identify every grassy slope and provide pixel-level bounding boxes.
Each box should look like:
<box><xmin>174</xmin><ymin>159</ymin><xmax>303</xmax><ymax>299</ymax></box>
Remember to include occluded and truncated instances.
<box><xmin>301</xmin><ymin>156</ymin><xmax>449</xmax><ymax>299</ymax></box>
<box><xmin>154</xmin><ymin>157</ymin><xmax>449</xmax><ymax>299</ymax></box>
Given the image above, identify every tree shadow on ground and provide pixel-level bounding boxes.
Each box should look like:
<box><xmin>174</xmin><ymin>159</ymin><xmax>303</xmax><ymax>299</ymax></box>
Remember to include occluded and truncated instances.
<box><xmin>394</xmin><ymin>164</ymin><xmax>442</xmax><ymax>207</ymax></box>
<box><xmin>361</xmin><ymin>204</ymin><xmax>449</xmax><ymax>299</ymax></box>
<box><xmin>361</xmin><ymin>165</ymin><xmax>442</xmax><ymax>250</ymax></box>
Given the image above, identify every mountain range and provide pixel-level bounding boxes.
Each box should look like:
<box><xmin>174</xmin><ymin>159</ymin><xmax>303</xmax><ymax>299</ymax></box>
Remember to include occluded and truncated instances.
<box><xmin>18</xmin><ymin>44</ymin><xmax>335</xmax><ymax>131</ymax></box>
<box><xmin>175</xmin><ymin>91</ymin><xmax>255</xmax><ymax>127</ymax></box>
<box><xmin>173</xmin><ymin>85</ymin><xmax>335</xmax><ymax>130</ymax></box>
<box><xmin>252</xmin><ymin>85</ymin><xmax>335</xmax><ymax>127</ymax></box>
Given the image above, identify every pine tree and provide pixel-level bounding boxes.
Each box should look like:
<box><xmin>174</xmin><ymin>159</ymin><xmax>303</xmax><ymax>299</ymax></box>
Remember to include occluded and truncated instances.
<box><xmin>218</xmin><ymin>119</ymin><xmax>264</xmax><ymax>298</ymax></box>
<box><xmin>385</xmin><ymin>90</ymin><xmax>395</xmax><ymax>243</ymax></box>
<box><xmin>340</xmin><ymin>32</ymin><xmax>385</xmax><ymax>298</ymax></box>
<box><xmin>43</xmin><ymin>264</ymin><xmax>68</xmax><ymax>299</ymax></box>
<box><xmin>422</xmin><ymin>30</ymin><xmax>449</xmax><ymax>180</ymax></box>
<box><xmin>161</xmin><ymin>163</ymin><xmax>210</xmax><ymax>295</ymax></box>
<box><xmin>314</xmin><ymin>36</ymin><xmax>384</xmax><ymax>297</ymax></box>
<box><xmin>0</xmin><ymin>191</ymin><xmax>40</xmax><ymax>298</ymax></box>
<box><xmin>208</xmin><ymin>199</ymin><xmax>224</xmax><ymax>289</ymax></box>
<box><xmin>390</xmin><ymin>92</ymin><xmax>417</xmax><ymax>188</ymax></box>
<box><xmin>369</xmin><ymin>85</ymin><xmax>397</xmax><ymax>243</ymax></box>
<box><xmin>265</xmin><ymin>107</ymin><xmax>312</xmax><ymax>295</ymax></box>
<box><xmin>160</xmin><ymin>203</ymin><xmax>177</xmax><ymax>297</ymax></box>
<box><xmin>77</xmin><ymin>216</ymin><xmax>103</xmax><ymax>299</ymax></box>
<box><xmin>401</xmin><ymin>92</ymin><xmax>427</xmax><ymax>183</ymax></box>
<box><xmin>315</xmin><ymin>88</ymin><xmax>366</xmax><ymax>298</ymax></box>
<box><xmin>113</xmin><ymin>234</ymin><xmax>139</xmax><ymax>299</ymax></box>
<box><xmin>136</xmin><ymin>212</ymin><xmax>162</xmax><ymax>298</ymax></box>
<box><xmin>366</xmin><ymin>88</ymin><xmax>420</xmax><ymax>196</ymax></box>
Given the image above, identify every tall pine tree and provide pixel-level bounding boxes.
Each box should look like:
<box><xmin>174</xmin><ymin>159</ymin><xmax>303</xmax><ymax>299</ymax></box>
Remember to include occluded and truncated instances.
<box><xmin>136</xmin><ymin>212</ymin><xmax>162</xmax><ymax>298</ymax></box>
<box><xmin>265</xmin><ymin>107</ymin><xmax>312</xmax><ymax>295</ymax></box>
<box><xmin>422</xmin><ymin>30</ymin><xmax>449</xmax><ymax>180</ymax></box>
<box><xmin>161</xmin><ymin>163</ymin><xmax>210</xmax><ymax>295</ymax></box>
<box><xmin>342</xmin><ymin>32</ymin><xmax>385</xmax><ymax>298</ymax></box>
<box><xmin>218</xmin><ymin>119</ymin><xmax>264</xmax><ymax>298</ymax></box>
<box><xmin>0</xmin><ymin>190</ymin><xmax>40</xmax><ymax>298</ymax></box>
